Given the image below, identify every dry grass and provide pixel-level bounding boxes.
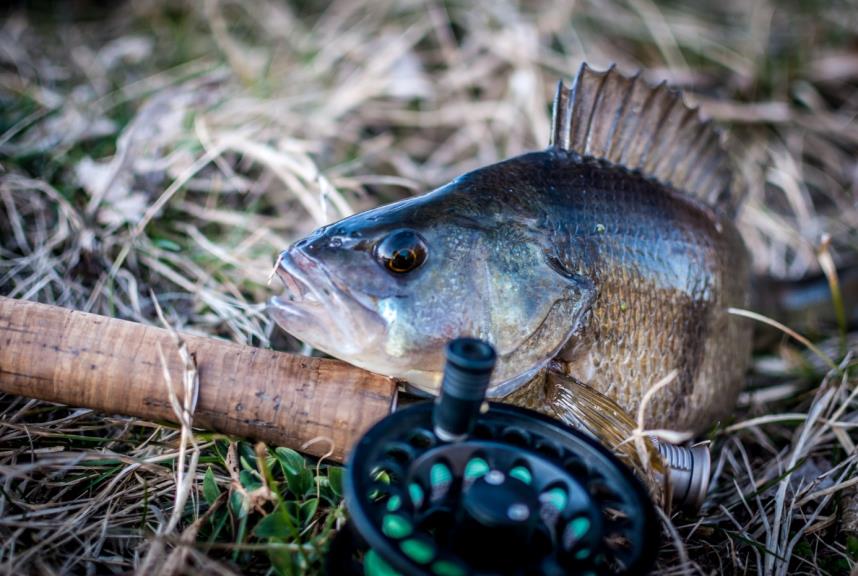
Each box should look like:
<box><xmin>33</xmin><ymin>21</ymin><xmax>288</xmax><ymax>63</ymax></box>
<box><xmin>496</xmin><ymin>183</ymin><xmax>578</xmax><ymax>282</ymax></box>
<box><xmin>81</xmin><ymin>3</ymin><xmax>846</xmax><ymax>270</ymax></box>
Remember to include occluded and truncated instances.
<box><xmin>1</xmin><ymin>0</ymin><xmax>857</xmax><ymax>574</ymax></box>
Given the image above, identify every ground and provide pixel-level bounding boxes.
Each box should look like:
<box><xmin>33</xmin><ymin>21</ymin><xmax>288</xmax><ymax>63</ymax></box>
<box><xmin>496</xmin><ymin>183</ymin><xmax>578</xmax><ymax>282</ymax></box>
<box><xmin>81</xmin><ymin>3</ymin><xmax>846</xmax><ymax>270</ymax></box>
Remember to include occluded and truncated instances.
<box><xmin>0</xmin><ymin>1</ymin><xmax>857</xmax><ymax>574</ymax></box>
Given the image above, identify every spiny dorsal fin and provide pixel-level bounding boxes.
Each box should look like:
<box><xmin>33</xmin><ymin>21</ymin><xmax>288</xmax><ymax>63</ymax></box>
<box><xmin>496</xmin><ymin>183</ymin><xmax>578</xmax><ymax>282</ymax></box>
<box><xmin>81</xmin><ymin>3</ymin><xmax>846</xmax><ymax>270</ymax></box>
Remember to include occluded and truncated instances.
<box><xmin>551</xmin><ymin>63</ymin><xmax>740</xmax><ymax>216</ymax></box>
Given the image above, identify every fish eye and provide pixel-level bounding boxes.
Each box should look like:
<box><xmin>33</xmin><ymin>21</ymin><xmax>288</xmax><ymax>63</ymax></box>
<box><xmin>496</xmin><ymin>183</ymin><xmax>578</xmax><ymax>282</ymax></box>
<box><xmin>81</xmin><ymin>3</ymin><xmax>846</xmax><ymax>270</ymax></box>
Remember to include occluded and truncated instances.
<box><xmin>375</xmin><ymin>229</ymin><xmax>427</xmax><ymax>275</ymax></box>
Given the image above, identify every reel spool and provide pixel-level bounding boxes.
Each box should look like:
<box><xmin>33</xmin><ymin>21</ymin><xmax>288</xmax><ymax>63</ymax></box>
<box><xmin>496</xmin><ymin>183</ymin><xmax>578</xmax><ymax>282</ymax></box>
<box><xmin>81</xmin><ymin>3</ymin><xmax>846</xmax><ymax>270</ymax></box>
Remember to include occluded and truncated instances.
<box><xmin>329</xmin><ymin>338</ymin><xmax>659</xmax><ymax>575</ymax></box>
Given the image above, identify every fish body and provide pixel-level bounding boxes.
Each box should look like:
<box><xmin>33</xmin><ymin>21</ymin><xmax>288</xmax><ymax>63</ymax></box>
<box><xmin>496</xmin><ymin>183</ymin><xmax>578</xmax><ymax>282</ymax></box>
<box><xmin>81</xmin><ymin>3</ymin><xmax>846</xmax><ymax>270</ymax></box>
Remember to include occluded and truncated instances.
<box><xmin>495</xmin><ymin>151</ymin><xmax>751</xmax><ymax>431</ymax></box>
<box><xmin>271</xmin><ymin>65</ymin><xmax>752</xmax><ymax>433</ymax></box>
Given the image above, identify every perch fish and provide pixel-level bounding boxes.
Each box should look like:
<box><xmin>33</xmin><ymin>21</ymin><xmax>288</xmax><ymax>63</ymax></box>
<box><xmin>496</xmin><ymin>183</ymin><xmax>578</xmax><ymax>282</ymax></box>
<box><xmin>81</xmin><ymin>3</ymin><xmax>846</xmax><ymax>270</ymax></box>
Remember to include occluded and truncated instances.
<box><xmin>269</xmin><ymin>64</ymin><xmax>752</xmax><ymax>437</ymax></box>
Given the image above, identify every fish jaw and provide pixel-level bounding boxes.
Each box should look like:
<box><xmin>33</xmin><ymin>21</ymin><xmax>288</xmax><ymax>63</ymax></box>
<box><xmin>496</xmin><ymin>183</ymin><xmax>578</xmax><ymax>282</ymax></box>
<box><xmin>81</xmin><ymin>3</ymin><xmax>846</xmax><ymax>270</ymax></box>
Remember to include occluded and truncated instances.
<box><xmin>268</xmin><ymin>247</ymin><xmax>386</xmax><ymax>360</ymax></box>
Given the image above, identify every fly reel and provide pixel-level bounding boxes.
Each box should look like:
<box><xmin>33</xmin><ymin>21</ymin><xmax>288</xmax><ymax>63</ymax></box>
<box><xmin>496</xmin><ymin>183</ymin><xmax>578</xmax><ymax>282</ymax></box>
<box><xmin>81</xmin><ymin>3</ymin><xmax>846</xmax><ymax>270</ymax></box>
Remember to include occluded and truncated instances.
<box><xmin>328</xmin><ymin>338</ymin><xmax>659</xmax><ymax>575</ymax></box>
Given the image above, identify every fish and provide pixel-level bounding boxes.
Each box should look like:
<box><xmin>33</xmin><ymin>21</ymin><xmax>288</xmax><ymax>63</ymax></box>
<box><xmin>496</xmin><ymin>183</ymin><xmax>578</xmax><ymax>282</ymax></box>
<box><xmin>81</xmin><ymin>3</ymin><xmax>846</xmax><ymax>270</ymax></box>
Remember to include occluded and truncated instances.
<box><xmin>269</xmin><ymin>64</ymin><xmax>752</xmax><ymax>437</ymax></box>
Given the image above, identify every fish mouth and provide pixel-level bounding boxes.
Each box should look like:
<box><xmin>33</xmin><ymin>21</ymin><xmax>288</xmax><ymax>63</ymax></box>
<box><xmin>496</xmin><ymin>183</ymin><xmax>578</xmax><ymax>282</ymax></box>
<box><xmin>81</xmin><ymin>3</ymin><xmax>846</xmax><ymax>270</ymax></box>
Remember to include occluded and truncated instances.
<box><xmin>271</xmin><ymin>250</ymin><xmax>326</xmax><ymax>309</ymax></box>
<box><xmin>268</xmin><ymin>248</ymin><xmax>384</xmax><ymax>354</ymax></box>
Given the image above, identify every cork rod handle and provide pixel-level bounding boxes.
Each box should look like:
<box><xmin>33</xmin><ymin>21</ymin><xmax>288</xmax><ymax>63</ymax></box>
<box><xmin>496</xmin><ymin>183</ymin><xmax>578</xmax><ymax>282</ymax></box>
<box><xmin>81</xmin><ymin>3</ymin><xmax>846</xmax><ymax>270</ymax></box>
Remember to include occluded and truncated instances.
<box><xmin>0</xmin><ymin>296</ymin><xmax>396</xmax><ymax>460</ymax></box>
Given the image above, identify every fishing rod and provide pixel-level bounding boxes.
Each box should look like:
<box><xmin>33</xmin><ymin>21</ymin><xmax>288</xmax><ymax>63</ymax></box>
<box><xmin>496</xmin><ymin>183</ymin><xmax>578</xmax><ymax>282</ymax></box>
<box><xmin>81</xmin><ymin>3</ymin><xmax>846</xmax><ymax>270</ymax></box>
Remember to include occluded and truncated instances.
<box><xmin>0</xmin><ymin>296</ymin><xmax>705</xmax><ymax>574</ymax></box>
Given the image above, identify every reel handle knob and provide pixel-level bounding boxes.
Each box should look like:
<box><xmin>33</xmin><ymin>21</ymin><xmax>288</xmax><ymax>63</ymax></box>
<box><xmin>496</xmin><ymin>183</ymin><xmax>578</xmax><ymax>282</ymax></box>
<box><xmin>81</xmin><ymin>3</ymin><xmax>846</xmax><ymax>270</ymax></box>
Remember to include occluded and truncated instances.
<box><xmin>455</xmin><ymin>470</ymin><xmax>539</xmax><ymax>570</ymax></box>
<box><xmin>432</xmin><ymin>338</ymin><xmax>496</xmax><ymax>442</ymax></box>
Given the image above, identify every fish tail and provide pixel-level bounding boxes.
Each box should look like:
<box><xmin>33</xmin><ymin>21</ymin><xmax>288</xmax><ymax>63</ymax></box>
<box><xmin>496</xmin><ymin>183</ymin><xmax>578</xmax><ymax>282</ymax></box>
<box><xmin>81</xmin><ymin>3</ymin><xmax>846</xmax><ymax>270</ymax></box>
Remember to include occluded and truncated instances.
<box><xmin>550</xmin><ymin>63</ymin><xmax>742</xmax><ymax>216</ymax></box>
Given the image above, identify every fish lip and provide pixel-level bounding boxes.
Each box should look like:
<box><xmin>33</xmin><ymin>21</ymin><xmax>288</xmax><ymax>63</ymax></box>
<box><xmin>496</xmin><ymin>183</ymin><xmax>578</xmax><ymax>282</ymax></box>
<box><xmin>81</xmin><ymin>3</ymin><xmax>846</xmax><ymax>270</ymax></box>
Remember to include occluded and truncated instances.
<box><xmin>274</xmin><ymin>250</ymin><xmax>322</xmax><ymax>305</ymax></box>
<box><xmin>270</xmin><ymin>246</ymin><xmax>385</xmax><ymax>343</ymax></box>
<box><xmin>278</xmin><ymin>247</ymin><xmax>384</xmax><ymax>315</ymax></box>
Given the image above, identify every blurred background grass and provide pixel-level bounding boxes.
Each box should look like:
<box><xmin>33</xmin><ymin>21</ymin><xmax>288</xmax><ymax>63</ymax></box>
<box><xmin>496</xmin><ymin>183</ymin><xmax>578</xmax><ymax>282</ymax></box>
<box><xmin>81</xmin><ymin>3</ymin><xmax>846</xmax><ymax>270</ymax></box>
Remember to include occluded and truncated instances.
<box><xmin>1</xmin><ymin>0</ymin><xmax>857</xmax><ymax>574</ymax></box>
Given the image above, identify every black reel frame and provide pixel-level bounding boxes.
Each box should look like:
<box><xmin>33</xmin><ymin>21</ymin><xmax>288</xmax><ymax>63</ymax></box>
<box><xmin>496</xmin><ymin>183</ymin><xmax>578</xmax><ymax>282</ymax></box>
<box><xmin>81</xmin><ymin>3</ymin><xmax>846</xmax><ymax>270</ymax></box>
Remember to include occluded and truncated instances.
<box><xmin>329</xmin><ymin>339</ymin><xmax>659</xmax><ymax>576</ymax></box>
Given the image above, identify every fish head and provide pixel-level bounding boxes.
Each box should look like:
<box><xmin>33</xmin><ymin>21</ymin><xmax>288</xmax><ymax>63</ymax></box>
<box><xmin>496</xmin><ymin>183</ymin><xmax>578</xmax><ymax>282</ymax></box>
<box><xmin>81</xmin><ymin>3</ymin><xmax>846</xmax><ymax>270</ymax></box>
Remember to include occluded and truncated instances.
<box><xmin>270</xmin><ymin>170</ymin><xmax>595</xmax><ymax>397</ymax></box>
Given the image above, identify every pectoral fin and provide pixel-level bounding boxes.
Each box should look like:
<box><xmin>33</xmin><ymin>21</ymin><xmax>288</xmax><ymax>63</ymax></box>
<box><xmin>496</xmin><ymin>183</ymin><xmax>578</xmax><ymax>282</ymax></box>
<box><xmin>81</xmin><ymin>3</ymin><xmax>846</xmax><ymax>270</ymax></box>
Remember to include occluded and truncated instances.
<box><xmin>545</xmin><ymin>370</ymin><xmax>668</xmax><ymax>504</ymax></box>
